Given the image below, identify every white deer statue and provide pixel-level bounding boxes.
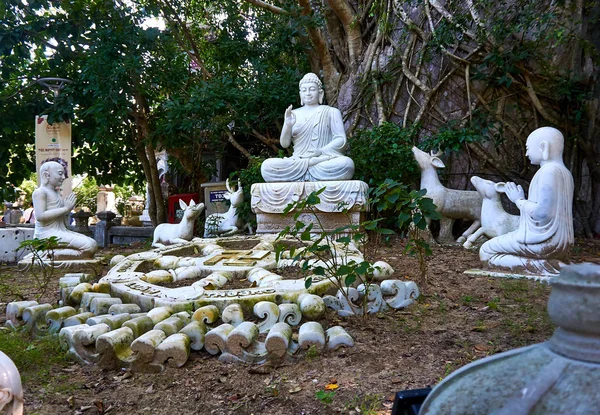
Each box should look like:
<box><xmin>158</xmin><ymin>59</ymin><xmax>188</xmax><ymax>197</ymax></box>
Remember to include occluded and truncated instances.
<box><xmin>152</xmin><ymin>199</ymin><xmax>205</xmax><ymax>248</ymax></box>
<box><xmin>412</xmin><ymin>146</ymin><xmax>482</xmax><ymax>243</ymax></box>
<box><xmin>463</xmin><ymin>176</ymin><xmax>520</xmax><ymax>248</ymax></box>
<box><xmin>204</xmin><ymin>178</ymin><xmax>244</xmax><ymax>237</ymax></box>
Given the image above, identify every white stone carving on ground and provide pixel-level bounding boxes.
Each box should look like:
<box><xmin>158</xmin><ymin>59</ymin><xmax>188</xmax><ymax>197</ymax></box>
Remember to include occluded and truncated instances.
<box><xmin>204</xmin><ymin>179</ymin><xmax>244</xmax><ymax>237</ymax></box>
<box><xmin>4</xmin><ymin>234</ymin><xmax>420</xmax><ymax>372</ymax></box>
<box><xmin>412</xmin><ymin>147</ymin><xmax>482</xmax><ymax>243</ymax></box>
<box><xmin>463</xmin><ymin>176</ymin><xmax>520</xmax><ymax>249</ymax></box>
<box><xmin>152</xmin><ymin>199</ymin><xmax>204</xmax><ymax>248</ymax></box>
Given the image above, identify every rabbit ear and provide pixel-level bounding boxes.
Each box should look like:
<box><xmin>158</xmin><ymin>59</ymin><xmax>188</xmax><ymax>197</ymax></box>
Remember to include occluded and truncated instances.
<box><xmin>495</xmin><ymin>182</ymin><xmax>507</xmax><ymax>193</ymax></box>
<box><xmin>179</xmin><ymin>199</ymin><xmax>188</xmax><ymax>210</ymax></box>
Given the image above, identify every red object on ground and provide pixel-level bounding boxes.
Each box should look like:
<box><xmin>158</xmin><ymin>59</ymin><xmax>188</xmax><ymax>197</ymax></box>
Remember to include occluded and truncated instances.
<box><xmin>167</xmin><ymin>193</ymin><xmax>200</xmax><ymax>223</ymax></box>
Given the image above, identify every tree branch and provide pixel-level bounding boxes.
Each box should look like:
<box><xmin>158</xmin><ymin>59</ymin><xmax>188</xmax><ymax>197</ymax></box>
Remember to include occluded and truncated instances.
<box><xmin>244</xmin><ymin>0</ymin><xmax>290</xmax><ymax>15</ymax></box>
<box><xmin>226</xmin><ymin>130</ymin><xmax>253</xmax><ymax>159</ymax></box>
<box><xmin>327</xmin><ymin>0</ymin><xmax>362</xmax><ymax>63</ymax></box>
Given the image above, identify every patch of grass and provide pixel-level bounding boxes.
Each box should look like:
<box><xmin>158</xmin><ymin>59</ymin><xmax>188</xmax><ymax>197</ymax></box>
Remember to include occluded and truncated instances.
<box><xmin>0</xmin><ymin>329</ymin><xmax>72</xmax><ymax>386</ymax></box>
<box><xmin>305</xmin><ymin>344</ymin><xmax>320</xmax><ymax>360</ymax></box>
<box><xmin>344</xmin><ymin>393</ymin><xmax>383</xmax><ymax>414</ymax></box>
<box><xmin>461</xmin><ymin>295</ymin><xmax>477</xmax><ymax>305</ymax></box>
<box><xmin>486</xmin><ymin>297</ymin><xmax>500</xmax><ymax>310</ymax></box>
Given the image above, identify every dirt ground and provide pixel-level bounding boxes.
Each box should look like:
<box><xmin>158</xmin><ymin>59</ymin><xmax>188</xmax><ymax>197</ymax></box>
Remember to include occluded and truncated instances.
<box><xmin>1</xmin><ymin>237</ymin><xmax>599</xmax><ymax>415</ymax></box>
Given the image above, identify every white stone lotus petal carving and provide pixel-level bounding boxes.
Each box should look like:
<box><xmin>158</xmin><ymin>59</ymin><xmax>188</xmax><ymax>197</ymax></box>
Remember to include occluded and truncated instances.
<box><xmin>46</xmin><ymin>306</ymin><xmax>77</xmax><ymax>333</ymax></box>
<box><xmin>23</xmin><ymin>304</ymin><xmax>53</xmax><ymax>332</ymax></box>
<box><xmin>146</xmin><ymin>306</ymin><xmax>173</xmax><ymax>325</ymax></box>
<box><xmin>222</xmin><ymin>304</ymin><xmax>244</xmax><ymax>327</ymax></box>
<box><xmin>227</xmin><ymin>321</ymin><xmax>259</xmax><ymax>356</ymax></box>
<box><xmin>81</xmin><ymin>292</ymin><xmax>111</xmax><ymax>312</ymax></box>
<box><xmin>173</xmin><ymin>265</ymin><xmax>204</xmax><ymax>281</ymax></box>
<box><xmin>265</xmin><ymin>322</ymin><xmax>293</xmax><ymax>360</ymax></box>
<box><xmin>179</xmin><ymin>321</ymin><xmax>206</xmax><ymax>351</ymax></box>
<box><xmin>257</xmin><ymin>274</ymin><xmax>283</xmax><ymax>287</ymax></box>
<box><xmin>123</xmin><ymin>316</ymin><xmax>155</xmax><ymax>339</ymax></box>
<box><xmin>90</xmin><ymin>297</ymin><xmax>122</xmax><ymax>315</ymax></box>
<box><xmin>5</xmin><ymin>301</ymin><xmax>37</xmax><ymax>328</ymax></box>
<box><xmin>192</xmin><ymin>305</ymin><xmax>220</xmax><ymax>324</ymax></box>
<box><xmin>205</xmin><ymin>324</ymin><xmax>235</xmax><ymax>355</ymax></box>
<box><xmin>154</xmin><ymin>316</ymin><xmax>185</xmax><ymax>337</ymax></box>
<box><xmin>372</xmin><ymin>261</ymin><xmax>394</xmax><ymax>281</ymax></box>
<box><xmin>326</xmin><ymin>326</ymin><xmax>354</xmax><ymax>350</ymax></box>
<box><xmin>64</xmin><ymin>312</ymin><xmax>94</xmax><ymax>328</ymax></box>
<box><xmin>96</xmin><ymin>327</ymin><xmax>135</xmax><ymax>370</ymax></box>
<box><xmin>130</xmin><ymin>329</ymin><xmax>166</xmax><ymax>371</ymax></box>
<box><xmin>278</xmin><ymin>303</ymin><xmax>302</xmax><ymax>326</ymax></box>
<box><xmin>298</xmin><ymin>321</ymin><xmax>325</xmax><ymax>351</ymax></box>
<box><xmin>69</xmin><ymin>283</ymin><xmax>94</xmax><ymax>305</ymax></box>
<box><xmin>201</xmin><ymin>244</ymin><xmax>221</xmax><ymax>256</ymax></box>
<box><xmin>88</xmin><ymin>313</ymin><xmax>132</xmax><ymax>331</ymax></box>
<box><xmin>109</xmin><ymin>303</ymin><xmax>141</xmax><ymax>315</ymax></box>
<box><xmin>70</xmin><ymin>323</ymin><xmax>111</xmax><ymax>364</ymax></box>
<box><xmin>151</xmin><ymin>333</ymin><xmax>191</xmax><ymax>370</ymax></box>
<box><xmin>357</xmin><ymin>284</ymin><xmax>384</xmax><ymax>314</ymax></box>
<box><xmin>298</xmin><ymin>294</ymin><xmax>326</xmax><ymax>320</ymax></box>
<box><xmin>173</xmin><ymin>311</ymin><xmax>192</xmax><ymax>325</ymax></box>
<box><xmin>324</xmin><ymin>288</ymin><xmax>362</xmax><ymax>316</ymax></box>
<box><xmin>142</xmin><ymin>270</ymin><xmax>172</xmax><ymax>284</ymax></box>
<box><xmin>381</xmin><ymin>280</ymin><xmax>419</xmax><ymax>309</ymax></box>
<box><xmin>254</xmin><ymin>301</ymin><xmax>280</xmax><ymax>333</ymax></box>
<box><xmin>153</xmin><ymin>255</ymin><xmax>180</xmax><ymax>269</ymax></box>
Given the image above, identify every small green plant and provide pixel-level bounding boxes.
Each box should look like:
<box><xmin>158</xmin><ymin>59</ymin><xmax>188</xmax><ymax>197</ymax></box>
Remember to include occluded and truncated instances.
<box><xmin>305</xmin><ymin>344</ymin><xmax>320</xmax><ymax>360</ymax></box>
<box><xmin>276</xmin><ymin>188</ymin><xmax>383</xmax><ymax>316</ymax></box>
<box><xmin>370</xmin><ymin>179</ymin><xmax>441</xmax><ymax>284</ymax></box>
<box><xmin>315</xmin><ymin>389</ymin><xmax>336</xmax><ymax>405</ymax></box>
<box><xmin>18</xmin><ymin>236</ymin><xmax>64</xmax><ymax>300</ymax></box>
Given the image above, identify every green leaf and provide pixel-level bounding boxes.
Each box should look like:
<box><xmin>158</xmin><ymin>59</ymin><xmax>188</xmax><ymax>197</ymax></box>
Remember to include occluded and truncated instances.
<box><xmin>304</xmin><ymin>277</ymin><xmax>313</xmax><ymax>289</ymax></box>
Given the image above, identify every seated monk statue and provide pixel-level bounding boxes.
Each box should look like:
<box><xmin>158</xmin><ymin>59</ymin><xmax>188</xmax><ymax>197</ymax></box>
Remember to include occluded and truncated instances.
<box><xmin>33</xmin><ymin>161</ymin><xmax>98</xmax><ymax>259</ymax></box>
<box><xmin>261</xmin><ymin>73</ymin><xmax>355</xmax><ymax>182</ymax></box>
<box><xmin>480</xmin><ymin>127</ymin><xmax>574</xmax><ymax>275</ymax></box>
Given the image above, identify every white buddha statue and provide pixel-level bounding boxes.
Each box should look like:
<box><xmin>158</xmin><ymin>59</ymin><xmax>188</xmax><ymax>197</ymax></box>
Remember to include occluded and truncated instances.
<box><xmin>33</xmin><ymin>161</ymin><xmax>98</xmax><ymax>259</ymax></box>
<box><xmin>480</xmin><ymin>127</ymin><xmax>574</xmax><ymax>275</ymax></box>
<box><xmin>260</xmin><ymin>73</ymin><xmax>355</xmax><ymax>182</ymax></box>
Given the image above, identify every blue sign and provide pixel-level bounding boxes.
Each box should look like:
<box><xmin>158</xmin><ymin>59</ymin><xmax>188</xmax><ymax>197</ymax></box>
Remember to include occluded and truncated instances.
<box><xmin>210</xmin><ymin>190</ymin><xmax>227</xmax><ymax>203</ymax></box>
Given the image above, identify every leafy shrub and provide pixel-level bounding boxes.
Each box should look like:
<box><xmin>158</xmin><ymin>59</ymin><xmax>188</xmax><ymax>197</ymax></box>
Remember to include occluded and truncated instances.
<box><xmin>349</xmin><ymin>122</ymin><xmax>420</xmax><ymax>187</ymax></box>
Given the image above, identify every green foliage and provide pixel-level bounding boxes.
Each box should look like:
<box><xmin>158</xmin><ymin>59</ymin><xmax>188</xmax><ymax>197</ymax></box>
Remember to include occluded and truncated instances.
<box><xmin>422</xmin><ymin>121</ymin><xmax>486</xmax><ymax>153</ymax></box>
<box><xmin>73</xmin><ymin>176</ymin><xmax>98</xmax><ymax>213</ymax></box>
<box><xmin>315</xmin><ymin>390</ymin><xmax>336</xmax><ymax>405</ymax></box>
<box><xmin>370</xmin><ymin>179</ymin><xmax>441</xmax><ymax>283</ymax></box>
<box><xmin>349</xmin><ymin>122</ymin><xmax>420</xmax><ymax>186</ymax></box>
<box><xmin>276</xmin><ymin>188</ymin><xmax>380</xmax><ymax>315</ymax></box>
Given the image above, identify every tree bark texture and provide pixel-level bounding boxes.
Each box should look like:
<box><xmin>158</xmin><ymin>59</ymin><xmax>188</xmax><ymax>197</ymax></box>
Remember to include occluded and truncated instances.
<box><xmin>244</xmin><ymin>0</ymin><xmax>600</xmax><ymax>235</ymax></box>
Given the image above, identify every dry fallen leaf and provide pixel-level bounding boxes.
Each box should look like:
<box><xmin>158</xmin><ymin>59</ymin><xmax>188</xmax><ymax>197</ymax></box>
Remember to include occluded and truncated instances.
<box><xmin>474</xmin><ymin>343</ymin><xmax>490</xmax><ymax>352</ymax></box>
<box><xmin>288</xmin><ymin>386</ymin><xmax>302</xmax><ymax>394</ymax></box>
<box><xmin>324</xmin><ymin>383</ymin><xmax>339</xmax><ymax>390</ymax></box>
<box><xmin>67</xmin><ymin>396</ymin><xmax>75</xmax><ymax>408</ymax></box>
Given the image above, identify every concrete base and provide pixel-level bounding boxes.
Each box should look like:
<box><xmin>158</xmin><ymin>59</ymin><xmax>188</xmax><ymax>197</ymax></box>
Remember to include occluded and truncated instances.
<box><xmin>18</xmin><ymin>256</ymin><xmax>102</xmax><ymax>269</ymax></box>
<box><xmin>464</xmin><ymin>268</ymin><xmax>552</xmax><ymax>283</ymax></box>
<box><xmin>0</xmin><ymin>227</ymin><xmax>35</xmax><ymax>263</ymax></box>
<box><xmin>251</xmin><ymin>180</ymin><xmax>369</xmax><ymax>235</ymax></box>
<box><xmin>255</xmin><ymin>211</ymin><xmax>363</xmax><ymax>235</ymax></box>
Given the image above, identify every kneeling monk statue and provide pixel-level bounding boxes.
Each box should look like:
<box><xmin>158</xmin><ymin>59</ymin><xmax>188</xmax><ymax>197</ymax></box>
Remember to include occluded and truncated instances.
<box><xmin>33</xmin><ymin>161</ymin><xmax>98</xmax><ymax>259</ymax></box>
<box><xmin>480</xmin><ymin>127</ymin><xmax>574</xmax><ymax>275</ymax></box>
<box><xmin>261</xmin><ymin>73</ymin><xmax>355</xmax><ymax>182</ymax></box>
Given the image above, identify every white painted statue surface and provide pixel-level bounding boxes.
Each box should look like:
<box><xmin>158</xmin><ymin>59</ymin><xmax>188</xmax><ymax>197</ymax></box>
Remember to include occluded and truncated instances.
<box><xmin>153</xmin><ymin>199</ymin><xmax>204</xmax><ymax>248</ymax></box>
<box><xmin>260</xmin><ymin>73</ymin><xmax>354</xmax><ymax>182</ymax></box>
<box><xmin>480</xmin><ymin>127</ymin><xmax>574</xmax><ymax>275</ymax></box>
<box><xmin>33</xmin><ymin>161</ymin><xmax>97</xmax><ymax>259</ymax></box>
<box><xmin>204</xmin><ymin>179</ymin><xmax>244</xmax><ymax>237</ymax></box>
<box><xmin>0</xmin><ymin>351</ymin><xmax>23</xmax><ymax>415</ymax></box>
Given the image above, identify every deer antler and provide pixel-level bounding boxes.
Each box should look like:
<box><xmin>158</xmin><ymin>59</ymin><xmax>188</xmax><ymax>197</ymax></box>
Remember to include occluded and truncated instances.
<box><xmin>225</xmin><ymin>178</ymin><xmax>232</xmax><ymax>193</ymax></box>
<box><xmin>430</xmin><ymin>149</ymin><xmax>443</xmax><ymax>158</ymax></box>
